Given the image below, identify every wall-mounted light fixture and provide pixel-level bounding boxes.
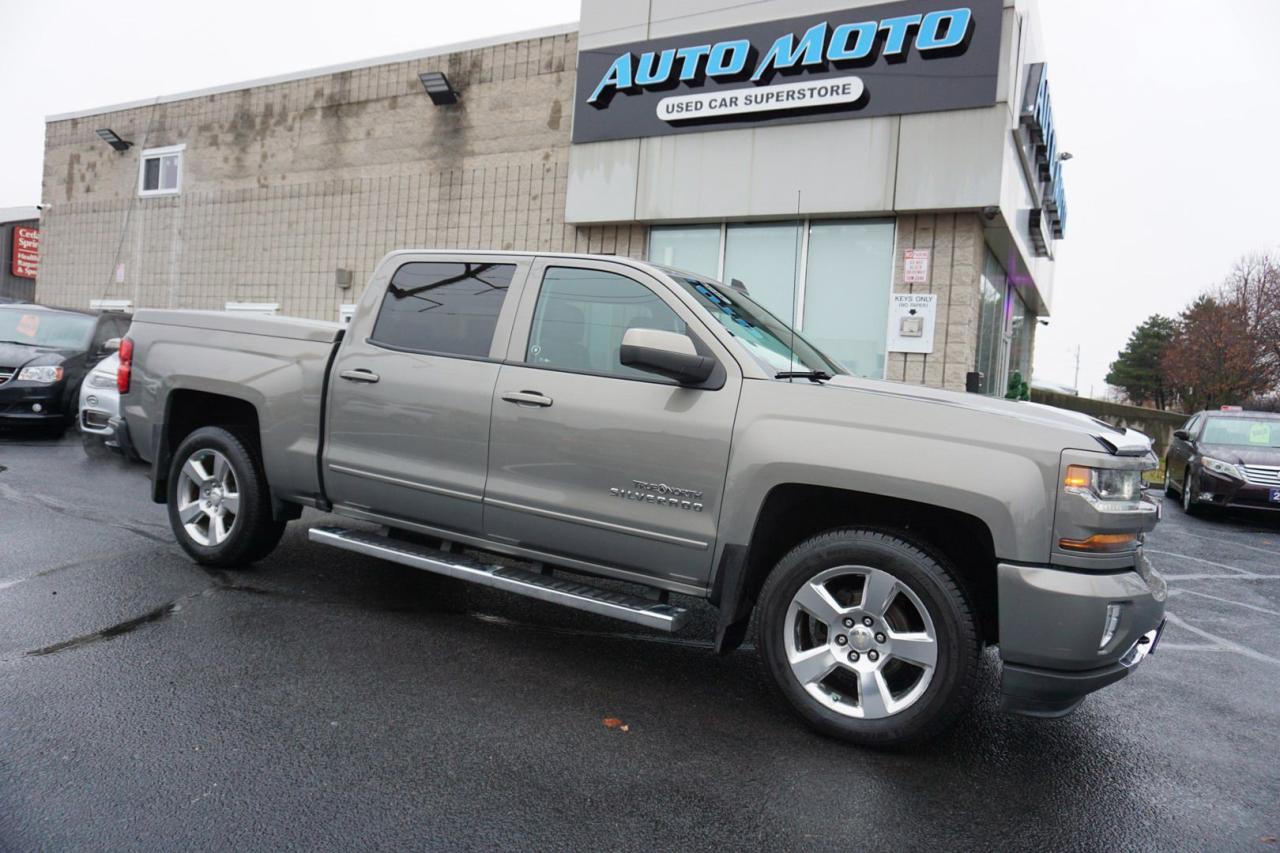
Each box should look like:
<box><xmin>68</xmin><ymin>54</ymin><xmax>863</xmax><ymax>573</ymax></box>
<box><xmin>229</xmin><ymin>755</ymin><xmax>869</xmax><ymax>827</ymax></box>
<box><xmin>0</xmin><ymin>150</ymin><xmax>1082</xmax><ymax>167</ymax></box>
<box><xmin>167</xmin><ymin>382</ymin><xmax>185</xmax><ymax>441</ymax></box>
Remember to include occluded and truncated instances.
<box><xmin>418</xmin><ymin>72</ymin><xmax>458</xmax><ymax>106</ymax></box>
<box><xmin>95</xmin><ymin>128</ymin><xmax>132</xmax><ymax>151</ymax></box>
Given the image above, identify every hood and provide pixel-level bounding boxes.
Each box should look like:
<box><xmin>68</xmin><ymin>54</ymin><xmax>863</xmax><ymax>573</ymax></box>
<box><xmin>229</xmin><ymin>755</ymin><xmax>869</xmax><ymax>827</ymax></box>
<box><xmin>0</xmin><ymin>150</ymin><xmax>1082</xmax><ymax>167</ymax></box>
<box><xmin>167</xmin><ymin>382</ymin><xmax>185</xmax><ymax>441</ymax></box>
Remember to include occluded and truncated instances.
<box><xmin>1198</xmin><ymin>443</ymin><xmax>1280</xmax><ymax>466</ymax></box>
<box><xmin>824</xmin><ymin>375</ymin><xmax>1154</xmax><ymax>457</ymax></box>
<box><xmin>0</xmin><ymin>341</ymin><xmax>71</xmax><ymax>370</ymax></box>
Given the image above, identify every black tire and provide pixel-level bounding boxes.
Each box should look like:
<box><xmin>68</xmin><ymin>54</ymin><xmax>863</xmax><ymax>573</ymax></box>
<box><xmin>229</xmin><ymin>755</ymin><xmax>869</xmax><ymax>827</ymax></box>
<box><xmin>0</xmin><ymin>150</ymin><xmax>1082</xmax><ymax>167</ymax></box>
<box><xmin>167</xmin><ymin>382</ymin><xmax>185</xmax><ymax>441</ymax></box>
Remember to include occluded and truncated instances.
<box><xmin>166</xmin><ymin>426</ymin><xmax>287</xmax><ymax>567</ymax></box>
<box><xmin>1163</xmin><ymin>462</ymin><xmax>1179</xmax><ymax>499</ymax></box>
<box><xmin>756</xmin><ymin>528</ymin><xmax>980</xmax><ymax>748</ymax></box>
<box><xmin>1181</xmin><ymin>467</ymin><xmax>1201</xmax><ymax>516</ymax></box>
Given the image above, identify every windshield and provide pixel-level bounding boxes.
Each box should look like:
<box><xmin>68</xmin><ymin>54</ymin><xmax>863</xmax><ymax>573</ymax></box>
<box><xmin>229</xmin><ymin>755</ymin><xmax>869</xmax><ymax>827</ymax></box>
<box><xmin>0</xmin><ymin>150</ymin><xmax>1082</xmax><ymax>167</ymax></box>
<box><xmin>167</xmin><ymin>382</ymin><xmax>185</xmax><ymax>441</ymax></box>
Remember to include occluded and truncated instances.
<box><xmin>0</xmin><ymin>308</ymin><xmax>95</xmax><ymax>350</ymax></box>
<box><xmin>664</xmin><ymin>269</ymin><xmax>845</xmax><ymax>376</ymax></box>
<box><xmin>1202</xmin><ymin>417</ymin><xmax>1280</xmax><ymax>449</ymax></box>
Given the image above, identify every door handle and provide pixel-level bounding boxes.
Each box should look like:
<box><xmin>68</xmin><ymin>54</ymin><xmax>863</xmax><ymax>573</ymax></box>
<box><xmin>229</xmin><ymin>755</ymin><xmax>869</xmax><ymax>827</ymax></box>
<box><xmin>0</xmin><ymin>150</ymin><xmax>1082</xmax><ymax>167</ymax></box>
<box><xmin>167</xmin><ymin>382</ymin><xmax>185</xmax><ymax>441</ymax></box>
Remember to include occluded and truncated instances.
<box><xmin>339</xmin><ymin>369</ymin><xmax>380</xmax><ymax>384</ymax></box>
<box><xmin>501</xmin><ymin>390</ymin><xmax>553</xmax><ymax>408</ymax></box>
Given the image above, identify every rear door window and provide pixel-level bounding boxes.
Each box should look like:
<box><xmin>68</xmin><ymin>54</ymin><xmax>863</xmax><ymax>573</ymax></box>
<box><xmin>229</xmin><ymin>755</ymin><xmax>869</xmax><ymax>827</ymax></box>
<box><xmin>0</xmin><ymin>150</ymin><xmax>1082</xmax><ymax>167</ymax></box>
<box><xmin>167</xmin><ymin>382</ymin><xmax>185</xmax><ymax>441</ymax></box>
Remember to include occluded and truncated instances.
<box><xmin>371</xmin><ymin>262</ymin><xmax>517</xmax><ymax>358</ymax></box>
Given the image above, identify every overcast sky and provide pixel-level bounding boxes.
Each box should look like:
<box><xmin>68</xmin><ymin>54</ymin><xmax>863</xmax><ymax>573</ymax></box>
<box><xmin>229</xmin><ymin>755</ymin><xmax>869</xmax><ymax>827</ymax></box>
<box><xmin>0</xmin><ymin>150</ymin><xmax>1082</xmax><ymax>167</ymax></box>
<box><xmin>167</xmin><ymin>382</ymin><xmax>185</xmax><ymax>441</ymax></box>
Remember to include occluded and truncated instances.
<box><xmin>1</xmin><ymin>1</ymin><xmax>1276</xmax><ymax>396</ymax></box>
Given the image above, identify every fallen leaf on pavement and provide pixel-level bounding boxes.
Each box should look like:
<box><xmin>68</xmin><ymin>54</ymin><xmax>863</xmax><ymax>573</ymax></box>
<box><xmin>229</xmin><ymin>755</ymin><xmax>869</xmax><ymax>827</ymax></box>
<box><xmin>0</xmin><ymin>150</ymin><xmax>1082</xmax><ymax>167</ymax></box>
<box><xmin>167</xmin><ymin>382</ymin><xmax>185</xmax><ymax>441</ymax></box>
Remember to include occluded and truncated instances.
<box><xmin>602</xmin><ymin>717</ymin><xmax>630</xmax><ymax>732</ymax></box>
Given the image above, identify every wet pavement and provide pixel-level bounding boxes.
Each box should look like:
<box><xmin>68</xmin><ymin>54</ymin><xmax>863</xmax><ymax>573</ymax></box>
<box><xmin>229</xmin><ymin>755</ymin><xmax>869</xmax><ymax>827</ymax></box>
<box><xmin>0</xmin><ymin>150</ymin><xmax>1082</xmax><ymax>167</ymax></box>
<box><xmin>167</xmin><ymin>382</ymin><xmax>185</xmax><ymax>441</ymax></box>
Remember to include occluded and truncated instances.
<box><xmin>2</xmin><ymin>430</ymin><xmax>1278</xmax><ymax>850</ymax></box>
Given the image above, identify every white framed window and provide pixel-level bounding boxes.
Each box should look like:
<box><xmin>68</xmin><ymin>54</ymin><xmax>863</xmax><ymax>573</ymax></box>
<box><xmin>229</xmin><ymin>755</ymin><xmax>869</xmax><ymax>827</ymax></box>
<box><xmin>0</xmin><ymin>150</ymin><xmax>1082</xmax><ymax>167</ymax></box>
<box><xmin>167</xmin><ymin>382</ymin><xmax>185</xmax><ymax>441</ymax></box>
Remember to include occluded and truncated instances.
<box><xmin>137</xmin><ymin>144</ymin><xmax>185</xmax><ymax>196</ymax></box>
<box><xmin>224</xmin><ymin>301</ymin><xmax>279</xmax><ymax>316</ymax></box>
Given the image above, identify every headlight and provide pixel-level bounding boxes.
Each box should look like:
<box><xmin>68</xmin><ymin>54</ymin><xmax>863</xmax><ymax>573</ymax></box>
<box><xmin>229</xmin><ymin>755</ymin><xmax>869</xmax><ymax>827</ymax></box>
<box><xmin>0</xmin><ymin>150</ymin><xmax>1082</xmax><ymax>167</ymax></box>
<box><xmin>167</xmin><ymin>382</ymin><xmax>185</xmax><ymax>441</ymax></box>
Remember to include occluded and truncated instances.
<box><xmin>1200</xmin><ymin>456</ymin><xmax>1243</xmax><ymax>479</ymax></box>
<box><xmin>87</xmin><ymin>371</ymin><xmax>116</xmax><ymax>389</ymax></box>
<box><xmin>1064</xmin><ymin>465</ymin><xmax>1143</xmax><ymax>503</ymax></box>
<box><xmin>17</xmin><ymin>365</ymin><xmax>64</xmax><ymax>384</ymax></box>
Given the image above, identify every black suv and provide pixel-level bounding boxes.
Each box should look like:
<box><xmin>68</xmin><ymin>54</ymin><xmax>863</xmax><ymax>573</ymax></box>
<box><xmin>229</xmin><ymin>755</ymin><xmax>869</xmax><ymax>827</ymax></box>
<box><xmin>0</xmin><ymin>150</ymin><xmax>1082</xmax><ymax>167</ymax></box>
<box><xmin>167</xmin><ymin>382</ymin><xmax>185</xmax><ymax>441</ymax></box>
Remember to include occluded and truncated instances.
<box><xmin>0</xmin><ymin>305</ymin><xmax>131</xmax><ymax>433</ymax></box>
<box><xmin>1165</xmin><ymin>408</ymin><xmax>1280</xmax><ymax>514</ymax></box>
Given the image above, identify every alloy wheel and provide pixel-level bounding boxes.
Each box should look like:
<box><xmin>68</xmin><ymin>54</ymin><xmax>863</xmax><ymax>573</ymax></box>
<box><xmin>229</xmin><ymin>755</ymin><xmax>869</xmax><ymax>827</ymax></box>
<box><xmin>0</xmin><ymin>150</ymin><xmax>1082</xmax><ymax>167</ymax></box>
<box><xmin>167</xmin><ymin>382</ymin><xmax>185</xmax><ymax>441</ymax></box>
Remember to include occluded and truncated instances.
<box><xmin>784</xmin><ymin>565</ymin><xmax>938</xmax><ymax>719</ymax></box>
<box><xmin>175</xmin><ymin>448</ymin><xmax>241</xmax><ymax>546</ymax></box>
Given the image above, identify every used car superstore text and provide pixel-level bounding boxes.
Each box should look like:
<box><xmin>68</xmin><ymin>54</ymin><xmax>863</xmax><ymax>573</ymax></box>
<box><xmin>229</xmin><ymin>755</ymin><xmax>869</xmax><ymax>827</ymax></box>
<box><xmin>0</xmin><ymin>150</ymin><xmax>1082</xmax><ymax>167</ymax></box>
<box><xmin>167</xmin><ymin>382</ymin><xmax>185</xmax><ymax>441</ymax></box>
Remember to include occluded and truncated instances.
<box><xmin>658</xmin><ymin>78</ymin><xmax>863</xmax><ymax>120</ymax></box>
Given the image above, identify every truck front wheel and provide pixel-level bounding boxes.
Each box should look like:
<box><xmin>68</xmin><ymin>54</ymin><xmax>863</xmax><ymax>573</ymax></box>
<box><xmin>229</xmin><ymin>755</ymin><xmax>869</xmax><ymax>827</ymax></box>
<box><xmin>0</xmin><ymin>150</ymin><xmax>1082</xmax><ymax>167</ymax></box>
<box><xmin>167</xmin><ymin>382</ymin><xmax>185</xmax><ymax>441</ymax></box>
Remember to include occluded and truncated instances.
<box><xmin>167</xmin><ymin>427</ymin><xmax>286</xmax><ymax>567</ymax></box>
<box><xmin>757</xmin><ymin>528</ymin><xmax>980</xmax><ymax>747</ymax></box>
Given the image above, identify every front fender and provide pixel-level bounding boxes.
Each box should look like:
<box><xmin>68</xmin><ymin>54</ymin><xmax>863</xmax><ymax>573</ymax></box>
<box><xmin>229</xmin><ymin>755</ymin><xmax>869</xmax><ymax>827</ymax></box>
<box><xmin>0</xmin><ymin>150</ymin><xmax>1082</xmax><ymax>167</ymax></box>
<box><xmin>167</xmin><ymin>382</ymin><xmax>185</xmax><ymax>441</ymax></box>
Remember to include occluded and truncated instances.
<box><xmin>717</xmin><ymin>381</ymin><xmax>1072</xmax><ymax>566</ymax></box>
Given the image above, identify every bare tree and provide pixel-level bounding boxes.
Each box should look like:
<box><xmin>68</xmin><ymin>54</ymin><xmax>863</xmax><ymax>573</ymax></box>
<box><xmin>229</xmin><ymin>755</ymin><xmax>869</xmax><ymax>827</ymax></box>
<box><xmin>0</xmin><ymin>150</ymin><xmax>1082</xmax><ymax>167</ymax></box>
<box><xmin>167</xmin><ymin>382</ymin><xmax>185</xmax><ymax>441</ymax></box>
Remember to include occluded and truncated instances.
<box><xmin>1163</xmin><ymin>296</ymin><xmax>1270</xmax><ymax>410</ymax></box>
<box><xmin>1220</xmin><ymin>251</ymin><xmax>1280</xmax><ymax>388</ymax></box>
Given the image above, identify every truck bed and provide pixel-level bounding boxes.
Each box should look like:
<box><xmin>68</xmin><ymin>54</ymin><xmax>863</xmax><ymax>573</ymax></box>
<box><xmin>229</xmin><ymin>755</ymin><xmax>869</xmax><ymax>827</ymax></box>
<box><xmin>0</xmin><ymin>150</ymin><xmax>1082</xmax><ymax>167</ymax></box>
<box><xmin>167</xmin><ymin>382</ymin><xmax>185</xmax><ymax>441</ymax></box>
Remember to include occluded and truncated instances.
<box><xmin>123</xmin><ymin>310</ymin><xmax>343</xmax><ymax>507</ymax></box>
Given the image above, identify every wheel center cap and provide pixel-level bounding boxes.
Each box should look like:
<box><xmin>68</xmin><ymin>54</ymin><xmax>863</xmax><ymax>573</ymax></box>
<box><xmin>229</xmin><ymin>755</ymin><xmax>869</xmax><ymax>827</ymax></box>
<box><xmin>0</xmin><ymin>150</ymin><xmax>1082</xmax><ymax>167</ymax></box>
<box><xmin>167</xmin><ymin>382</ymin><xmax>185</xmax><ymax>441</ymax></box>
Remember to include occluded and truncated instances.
<box><xmin>849</xmin><ymin>625</ymin><xmax>874</xmax><ymax>652</ymax></box>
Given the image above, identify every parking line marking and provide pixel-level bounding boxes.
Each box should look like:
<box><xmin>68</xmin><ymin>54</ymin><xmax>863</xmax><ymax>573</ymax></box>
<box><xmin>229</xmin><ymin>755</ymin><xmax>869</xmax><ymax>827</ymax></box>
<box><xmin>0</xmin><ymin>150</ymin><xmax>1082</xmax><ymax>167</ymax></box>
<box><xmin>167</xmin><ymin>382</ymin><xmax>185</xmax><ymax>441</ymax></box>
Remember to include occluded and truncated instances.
<box><xmin>1167</xmin><ymin>588</ymin><xmax>1280</xmax><ymax>617</ymax></box>
<box><xmin>1162</xmin><ymin>573</ymin><xmax>1273</xmax><ymax>581</ymax></box>
<box><xmin>1145</xmin><ymin>548</ymin><xmax>1260</xmax><ymax>575</ymax></box>
<box><xmin>1164</xmin><ymin>612</ymin><xmax>1280</xmax><ymax>667</ymax></box>
<box><xmin>1158</xmin><ymin>527</ymin><xmax>1278</xmax><ymax>558</ymax></box>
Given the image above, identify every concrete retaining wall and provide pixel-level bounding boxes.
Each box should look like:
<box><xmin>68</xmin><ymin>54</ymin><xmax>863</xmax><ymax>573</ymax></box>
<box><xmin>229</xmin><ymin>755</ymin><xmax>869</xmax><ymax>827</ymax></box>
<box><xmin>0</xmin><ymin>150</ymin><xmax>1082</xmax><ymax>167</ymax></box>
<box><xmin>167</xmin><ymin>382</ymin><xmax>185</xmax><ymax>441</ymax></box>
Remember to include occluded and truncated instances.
<box><xmin>1031</xmin><ymin>389</ymin><xmax>1187</xmax><ymax>460</ymax></box>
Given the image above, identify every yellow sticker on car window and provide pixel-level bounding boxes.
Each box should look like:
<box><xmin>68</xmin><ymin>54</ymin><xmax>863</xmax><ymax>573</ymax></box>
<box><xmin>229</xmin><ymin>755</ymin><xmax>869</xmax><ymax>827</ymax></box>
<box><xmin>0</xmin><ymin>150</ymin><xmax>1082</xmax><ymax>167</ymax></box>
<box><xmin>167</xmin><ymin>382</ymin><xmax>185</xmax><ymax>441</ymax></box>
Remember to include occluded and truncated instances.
<box><xmin>1249</xmin><ymin>422</ymin><xmax>1272</xmax><ymax>444</ymax></box>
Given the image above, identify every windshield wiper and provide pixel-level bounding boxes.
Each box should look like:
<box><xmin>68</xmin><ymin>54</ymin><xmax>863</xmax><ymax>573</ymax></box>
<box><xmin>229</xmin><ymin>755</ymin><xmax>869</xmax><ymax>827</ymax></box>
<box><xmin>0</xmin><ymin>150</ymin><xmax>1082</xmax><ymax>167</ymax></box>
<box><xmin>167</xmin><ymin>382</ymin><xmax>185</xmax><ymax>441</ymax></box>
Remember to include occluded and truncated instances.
<box><xmin>0</xmin><ymin>339</ymin><xmax>36</xmax><ymax>346</ymax></box>
<box><xmin>775</xmin><ymin>370</ymin><xmax>832</xmax><ymax>383</ymax></box>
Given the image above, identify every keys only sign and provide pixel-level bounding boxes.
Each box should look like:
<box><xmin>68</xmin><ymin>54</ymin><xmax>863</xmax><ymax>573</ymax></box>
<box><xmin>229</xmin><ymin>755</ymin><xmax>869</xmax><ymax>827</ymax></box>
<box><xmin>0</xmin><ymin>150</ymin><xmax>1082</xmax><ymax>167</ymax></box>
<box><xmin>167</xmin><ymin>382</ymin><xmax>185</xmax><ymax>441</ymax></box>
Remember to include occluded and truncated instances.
<box><xmin>11</xmin><ymin>226</ymin><xmax>39</xmax><ymax>279</ymax></box>
<box><xmin>572</xmin><ymin>0</ymin><xmax>1001</xmax><ymax>144</ymax></box>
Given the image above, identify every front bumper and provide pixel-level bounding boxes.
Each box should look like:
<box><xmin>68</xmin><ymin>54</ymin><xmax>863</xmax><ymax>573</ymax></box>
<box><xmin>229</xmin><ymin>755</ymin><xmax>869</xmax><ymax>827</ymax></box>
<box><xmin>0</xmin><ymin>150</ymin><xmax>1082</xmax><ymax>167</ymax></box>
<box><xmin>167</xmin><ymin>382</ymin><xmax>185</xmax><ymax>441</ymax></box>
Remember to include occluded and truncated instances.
<box><xmin>108</xmin><ymin>416</ymin><xmax>136</xmax><ymax>458</ymax></box>
<box><xmin>1192</xmin><ymin>469</ymin><xmax>1280</xmax><ymax>512</ymax></box>
<box><xmin>0</xmin><ymin>383</ymin><xmax>67</xmax><ymax>424</ymax></box>
<box><xmin>997</xmin><ymin>552</ymin><xmax>1166</xmax><ymax>717</ymax></box>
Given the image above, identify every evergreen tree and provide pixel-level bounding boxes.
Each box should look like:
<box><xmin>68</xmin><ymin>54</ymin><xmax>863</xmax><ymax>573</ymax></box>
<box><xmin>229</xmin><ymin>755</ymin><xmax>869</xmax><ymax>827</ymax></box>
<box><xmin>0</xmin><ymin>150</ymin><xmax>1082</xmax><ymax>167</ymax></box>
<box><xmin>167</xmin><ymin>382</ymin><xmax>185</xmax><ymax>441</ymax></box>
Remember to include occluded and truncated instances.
<box><xmin>1105</xmin><ymin>314</ymin><xmax>1176</xmax><ymax>409</ymax></box>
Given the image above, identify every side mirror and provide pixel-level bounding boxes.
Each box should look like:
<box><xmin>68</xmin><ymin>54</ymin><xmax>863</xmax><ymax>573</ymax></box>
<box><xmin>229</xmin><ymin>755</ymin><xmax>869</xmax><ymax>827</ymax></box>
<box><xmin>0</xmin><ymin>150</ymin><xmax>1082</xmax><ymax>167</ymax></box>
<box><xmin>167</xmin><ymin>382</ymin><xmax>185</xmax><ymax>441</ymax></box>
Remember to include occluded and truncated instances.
<box><xmin>102</xmin><ymin>337</ymin><xmax>122</xmax><ymax>353</ymax></box>
<box><xmin>620</xmin><ymin>328</ymin><xmax>715</xmax><ymax>385</ymax></box>
<box><xmin>1173</xmin><ymin>429</ymin><xmax>1189</xmax><ymax>441</ymax></box>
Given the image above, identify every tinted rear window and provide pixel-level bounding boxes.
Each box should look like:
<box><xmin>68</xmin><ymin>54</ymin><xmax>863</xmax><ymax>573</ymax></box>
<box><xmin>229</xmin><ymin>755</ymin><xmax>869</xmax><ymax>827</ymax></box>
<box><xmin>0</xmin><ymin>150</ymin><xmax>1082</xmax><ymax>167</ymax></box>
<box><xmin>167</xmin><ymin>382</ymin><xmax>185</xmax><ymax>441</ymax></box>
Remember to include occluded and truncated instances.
<box><xmin>370</xmin><ymin>262</ymin><xmax>516</xmax><ymax>358</ymax></box>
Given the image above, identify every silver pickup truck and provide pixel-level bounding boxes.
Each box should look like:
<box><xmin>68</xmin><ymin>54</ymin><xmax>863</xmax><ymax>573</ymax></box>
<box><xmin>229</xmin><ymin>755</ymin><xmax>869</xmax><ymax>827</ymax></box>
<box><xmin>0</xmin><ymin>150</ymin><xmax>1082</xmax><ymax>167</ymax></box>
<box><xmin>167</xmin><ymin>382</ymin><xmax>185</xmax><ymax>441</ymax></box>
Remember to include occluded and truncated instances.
<box><xmin>118</xmin><ymin>251</ymin><xmax>1166</xmax><ymax>746</ymax></box>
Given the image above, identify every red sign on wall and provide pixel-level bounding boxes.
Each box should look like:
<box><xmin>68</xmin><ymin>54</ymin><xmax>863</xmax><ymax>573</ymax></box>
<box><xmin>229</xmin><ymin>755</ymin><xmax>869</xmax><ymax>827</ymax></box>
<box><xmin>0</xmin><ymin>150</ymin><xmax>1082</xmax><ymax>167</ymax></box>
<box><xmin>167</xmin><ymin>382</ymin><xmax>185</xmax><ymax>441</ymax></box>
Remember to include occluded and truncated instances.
<box><xmin>12</xmin><ymin>226</ymin><xmax>39</xmax><ymax>279</ymax></box>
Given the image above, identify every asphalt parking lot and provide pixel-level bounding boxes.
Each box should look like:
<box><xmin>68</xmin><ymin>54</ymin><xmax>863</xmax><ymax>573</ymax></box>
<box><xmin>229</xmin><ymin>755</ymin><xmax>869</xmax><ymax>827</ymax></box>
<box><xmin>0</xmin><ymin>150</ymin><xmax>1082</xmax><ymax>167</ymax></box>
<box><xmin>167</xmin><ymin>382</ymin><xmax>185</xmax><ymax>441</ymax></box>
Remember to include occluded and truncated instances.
<box><xmin>2</xmin><ymin>431</ymin><xmax>1278</xmax><ymax>851</ymax></box>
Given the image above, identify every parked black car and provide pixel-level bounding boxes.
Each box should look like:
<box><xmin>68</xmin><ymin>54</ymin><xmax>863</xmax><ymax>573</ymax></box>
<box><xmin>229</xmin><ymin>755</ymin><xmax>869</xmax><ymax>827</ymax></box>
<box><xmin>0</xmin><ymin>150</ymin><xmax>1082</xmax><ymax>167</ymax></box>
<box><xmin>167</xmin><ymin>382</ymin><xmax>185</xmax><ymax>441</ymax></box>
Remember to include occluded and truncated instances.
<box><xmin>1165</xmin><ymin>408</ymin><xmax>1280</xmax><ymax>514</ymax></box>
<box><xmin>0</xmin><ymin>305</ymin><xmax>131</xmax><ymax>433</ymax></box>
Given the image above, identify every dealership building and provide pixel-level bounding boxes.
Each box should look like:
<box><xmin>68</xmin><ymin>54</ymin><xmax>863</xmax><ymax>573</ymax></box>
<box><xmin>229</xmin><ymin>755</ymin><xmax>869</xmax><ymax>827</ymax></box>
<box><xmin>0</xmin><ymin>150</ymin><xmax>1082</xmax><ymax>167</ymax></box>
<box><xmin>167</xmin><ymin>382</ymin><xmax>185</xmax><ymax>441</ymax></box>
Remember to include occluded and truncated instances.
<box><xmin>38</xmin><ymin>0</ymin><xmax>1063</xmax><ymax>394</ymax></box>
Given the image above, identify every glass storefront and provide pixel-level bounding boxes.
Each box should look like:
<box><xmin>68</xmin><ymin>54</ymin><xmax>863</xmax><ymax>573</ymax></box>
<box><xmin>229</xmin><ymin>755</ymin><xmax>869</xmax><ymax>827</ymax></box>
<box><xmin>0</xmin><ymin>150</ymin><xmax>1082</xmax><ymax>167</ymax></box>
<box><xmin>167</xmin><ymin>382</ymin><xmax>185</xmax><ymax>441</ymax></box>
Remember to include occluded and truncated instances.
<box><xmin>722</xmin><ymin>222</ymin><xmax>802</xmax><ymax>325</ymax></box>
<box><xmin>801</xmin><ymin>220</ymin><xmax>895</xmax><ymax>379</ymax></box>
<box><xmin>1007</xmin><ymin>287</ymin><xmax>1033</xmax><ymax>386</ymax></box>
<box><xmin>647</xmin><ymin>225</ymin><xmax>720</xmax><ymax>280</ymax></box>
<box><xmin>648</xmin><ymin>219</ymin><xmax>894</xmax><ymax>378</ymax></box>
<box><xmin>974</xmin><ymin>249</ymin><xmax>1038</xmax><ymax>397</ymax></box>
<box><xmin>975</xmin><ymin>249</ymin><xmax>1008</xmax><ymax>395</ymax></box>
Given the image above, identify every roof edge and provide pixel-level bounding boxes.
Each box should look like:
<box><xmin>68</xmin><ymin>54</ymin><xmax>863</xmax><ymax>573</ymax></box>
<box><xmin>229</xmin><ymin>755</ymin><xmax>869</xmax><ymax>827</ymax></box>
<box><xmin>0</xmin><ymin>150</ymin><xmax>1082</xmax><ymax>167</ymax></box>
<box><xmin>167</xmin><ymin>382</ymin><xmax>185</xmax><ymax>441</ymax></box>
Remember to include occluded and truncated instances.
<box><xmin>0</xmin><ymin>205</ymin><xmax>41</xmax><ymax>224</ymax></box>
<box><xmin>46</xmin><ymin>20</ymin><xmax>579</xmax><ymax>123</ymax></box>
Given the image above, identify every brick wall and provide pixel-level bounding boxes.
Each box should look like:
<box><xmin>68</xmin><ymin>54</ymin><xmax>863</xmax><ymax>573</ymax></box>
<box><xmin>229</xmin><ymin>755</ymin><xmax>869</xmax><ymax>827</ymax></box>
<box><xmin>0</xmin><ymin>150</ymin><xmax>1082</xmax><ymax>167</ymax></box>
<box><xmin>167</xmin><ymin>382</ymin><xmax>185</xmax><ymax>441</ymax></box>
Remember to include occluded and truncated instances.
<box><xmin>885</xmin><ymin>213</ymin><xmax>985</xmax><ymax>392</ymax></box>
<box><xmin>39</xmin><ymin>31</ymin><xmax>646</xmax><ymax>321</ymax></box>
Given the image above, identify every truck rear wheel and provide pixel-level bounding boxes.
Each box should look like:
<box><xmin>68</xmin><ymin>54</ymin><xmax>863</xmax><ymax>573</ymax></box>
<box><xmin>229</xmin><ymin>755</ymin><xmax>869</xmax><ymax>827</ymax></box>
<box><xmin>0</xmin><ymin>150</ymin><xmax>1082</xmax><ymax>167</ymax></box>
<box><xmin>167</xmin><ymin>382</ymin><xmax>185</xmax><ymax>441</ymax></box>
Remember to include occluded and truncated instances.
<box><xmin>757</xmin><ymin>528</ymin><xmax>979</xmax><ymax>747</ymax></box>
<box><xmin>167</xmin><ymin>426</ymin><xmax>286</xmax><ymax>567</ymax></box>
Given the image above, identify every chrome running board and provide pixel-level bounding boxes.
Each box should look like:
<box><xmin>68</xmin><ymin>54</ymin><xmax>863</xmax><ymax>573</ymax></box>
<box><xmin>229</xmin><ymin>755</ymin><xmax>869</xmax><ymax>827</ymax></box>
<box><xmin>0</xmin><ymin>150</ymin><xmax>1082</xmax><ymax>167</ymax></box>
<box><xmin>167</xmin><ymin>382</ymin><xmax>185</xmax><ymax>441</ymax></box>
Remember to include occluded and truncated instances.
<box><xmin>308</xmin><ymin>526</ymin><xmax>689</xmax><ymax>632</ymax></box>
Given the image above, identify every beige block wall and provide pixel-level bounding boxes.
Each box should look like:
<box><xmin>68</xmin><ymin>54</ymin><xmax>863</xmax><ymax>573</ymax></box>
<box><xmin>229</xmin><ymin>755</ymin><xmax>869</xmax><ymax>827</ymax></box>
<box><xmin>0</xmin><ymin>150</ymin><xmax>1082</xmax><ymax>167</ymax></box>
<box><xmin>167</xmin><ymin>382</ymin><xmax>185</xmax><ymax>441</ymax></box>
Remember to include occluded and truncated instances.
<box><xmin>885</xmin><ymin>213</ymin><xmax>985</xmax><ymax>392</ymax></box>
<box><xmin>38</xmin><ymin>31</ymin><xmax>990</xmax><ymax>393</ymax></box>
<box><xmin>38</xmin><ymin>32</ymin><xmax>647</xmax><ymax>321</ymax></box>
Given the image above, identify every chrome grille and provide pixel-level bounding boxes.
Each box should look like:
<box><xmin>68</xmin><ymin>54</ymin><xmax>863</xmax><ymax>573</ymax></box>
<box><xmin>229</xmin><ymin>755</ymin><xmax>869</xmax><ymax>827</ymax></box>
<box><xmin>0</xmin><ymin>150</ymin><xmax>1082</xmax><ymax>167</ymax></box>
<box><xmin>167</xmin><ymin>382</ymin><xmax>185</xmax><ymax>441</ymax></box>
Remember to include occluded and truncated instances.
<box><xmin>0</xmin><ymin>367</ymin><xmax>14</xmax><ymax>384</ymax></box>
<box><xmin>1242</xmin><ymin>465</ymin><xmax>1280</xmax><ymax>487</ymax></box>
